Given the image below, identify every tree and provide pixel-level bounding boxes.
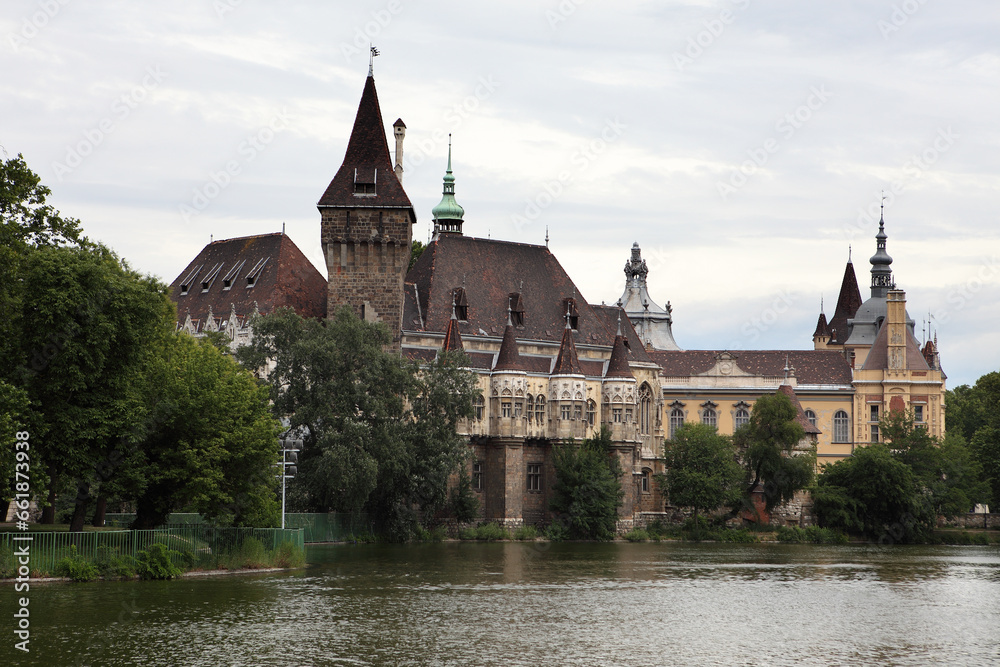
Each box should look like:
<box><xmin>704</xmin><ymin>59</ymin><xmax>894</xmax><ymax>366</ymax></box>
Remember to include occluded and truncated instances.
<box><xmin>880</xmin><ymin>409</ymin><xmax>987</xmax><ymax>517</ymax></box>
<box><xmin>949</xmin><ymin>372</ymin><xmax>1000</xmax><ymax>508</ymax></box>
<box><xmin>813</xmin><ymin>444</ymin><xmax>931</xmax><ymax>542</ymax></box>
<box><xmin>130</xmin><ymin>333</ymin><xmax>281</xmax><ymax>529</ymax></box>
<box><xmin>13</xmin><ymin>244</ymin><xmax>172</xmax><ymax>530</ymax></box>
<box><xmin>0</xmin><ymin>152</ymin><xmax>84</xmax><ymax>250</ymax></box>
<box><xmin>732</xmin><ymin>392</ymin><xmax>814</xmax><ymax>515</ymax></box>
<box><xmin>549</xmin><ymin>427</ymin><xmax>624</xmax><ymax>541</ymax></box>
<box><xmin>236</xmin><ymin>306</ymin><xmax>477</xmax><ymax>539</ymax></box>
<box><xmin>660</xmin><ymin>423</ymin><xmax>743</xmax><ymax>521</ymax></box>
<box><xmin>408</xmin><ymin>239</ymin><xmax>425</xmax><ymax>271</ymax></box>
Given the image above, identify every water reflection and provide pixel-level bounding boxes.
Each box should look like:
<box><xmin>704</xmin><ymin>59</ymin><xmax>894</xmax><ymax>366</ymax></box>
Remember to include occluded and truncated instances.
<box><xmin>6</xmin><ymin>543</ymin><xmax>999</xmax><ymax>666</ymax></box>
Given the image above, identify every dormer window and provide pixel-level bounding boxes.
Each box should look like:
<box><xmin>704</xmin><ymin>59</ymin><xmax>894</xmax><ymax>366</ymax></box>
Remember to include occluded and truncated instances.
<box><xmin>509</xmin><ymin>293</ymin><xmax>525</xmax><ymax>327</ymax></box>
<box><xmin>200</xmin><ymin>263</ymin><xmax>224</xmax><ymax>293</ymax></box>
<box><xmin>178</xmin><ymin>264</ymin><xmax>203</xmax><ymax>297</ymax></box>
<box><xmin>246</xmin><ymin>257</ymin><xmax>268</xmax><ymax>288</ymax></box>
<box><xmin>453</xmin><ymin>287</ymin><xmax>469</xmax><ymax>321</ymax></box>
<box><xmin>562</xmin><ymin>298</ymin><xmax>579</xmax><ymax>330</ymax></box>
<box><xmin>353</xmin><ymin>168</ymin><xmax>377</xmax><ymax>196</ymax></box>
<box><xmin>221</xmin><ymin>260</ymin><xmax>246</xmax><ymax>291</ymax></box>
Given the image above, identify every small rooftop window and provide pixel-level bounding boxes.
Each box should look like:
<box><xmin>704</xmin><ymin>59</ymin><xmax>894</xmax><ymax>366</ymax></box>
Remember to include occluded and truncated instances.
<box><xmin>453</xmin><ymin>287</ymin><xmax>469</xmax><ymax>321</ymax></box>
<box><xmin>246</xmin><ymin>257</ymin><xmax>269</xmax><ymax>287</ymax></box>
<box><xmin>222</xmin><ymin>260</ymin><xmax>246</xmax><ymax>291</ymax></box>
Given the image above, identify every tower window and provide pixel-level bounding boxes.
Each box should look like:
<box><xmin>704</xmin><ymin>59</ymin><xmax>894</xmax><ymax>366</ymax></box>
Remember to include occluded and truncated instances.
<box><xmin>587</xmin><ymin>399</ymin><xmax>596</xmax><ymax>426</ymax></box>
<box><xmin>805</xmin><ymin>409</ymin><xmax>817</xmax><ymax>427</ymax></box>
<box><xmin>527</xmin><ymin>463</ymin><xmax>542</xmax><ymax>492</ymax></box>
<box><xmin>473</xmin><ymin>394</ymin><xmax>485</xmax><ymax>421</ymax></box>
<box><xmin>535</xmin><ymin>396</ymin><xmax>546</xmax><ymax>423</ymax></box>
<box><xmin>472</xmin><ymin>461</ymin><xmax>483</xmax><ymax>491</ymax></box>
<box><xmin>453</xmin><ymin>288</ymin><xmax>469</xmax><ymax>321</ymax></box>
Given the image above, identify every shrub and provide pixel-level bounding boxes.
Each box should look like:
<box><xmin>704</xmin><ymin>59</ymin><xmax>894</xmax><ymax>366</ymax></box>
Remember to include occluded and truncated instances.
<box><xmin>776</xmin><ymin>525</ymin><xmax>849</xmax><ymax>544</ymax></box>
<box><xmin>136</xmin><ymin>543</ymin><xmax>183</xmax><ymax>580</ymax></box>
<box><xmin>545</xmin><ymin>521</ymin><xmax>569</xmax><ymax>542</ymax></box>
<box><xmin>712</xmin><ymin>528</ymin><xmax>758</xmax><ymax>543</ymax></box>
<box><xmin>513</xmin><ymin>525</ymin><xmax>538</xmax><ymax>541</ymax></box>
<box><xmin>450</xmin><ymin>470</ymin><xmax>480</xmax><ymax>523</ymax></box>
<box><xmin>624</xmin><ymin>528</ymin><xmax>649</xmax><ymax>542</ymax></box>
<box><xmin>273</xmin><ymin>542</ymin><xmax>306</xmax><ymax>568</ymax></box>
<box><xmin>0</xmin><ymin>548</ymin><xmax>14</xmax><ymax>578</ymax></box>
<box><xmin>472</xmin><ymin>522</ymin><xmax>509</xmax><ymax>541</ymax></box>
<box><xmin>94</xmin><ymin>546</ymin><xmax>136</xmax><ymax>580</ymax></box>
<box><xmin>55</xmin><ymin>545</ymin><xmax>99</xmax><ymax>582</ymax></box>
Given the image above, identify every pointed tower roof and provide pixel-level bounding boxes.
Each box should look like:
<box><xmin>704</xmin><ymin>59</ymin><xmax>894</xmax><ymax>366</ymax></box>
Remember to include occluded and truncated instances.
<box><xmin>869</xmin><ymin>209</ymin><xmax>895</xmax><ymax>298</ymax></box>
<box><xmin>317</xmin><ymin>75</ymin><xmax>414</xmax><ymax>213</ymax></box>
<box><xmin>777</xmin><ymin>384</ymin><xmax>822</xmax><ymax>435</ymax></box>
<box><xmin>493</xmin><ymin>311</ymin><xmax>524</xmax><ymax>371</ymax></box>
<box><xmin>605</xmin><ymin>312</ymin><xmax>634</xmax><ymax>379</ymax></box>
<box><xmin>813</xmin><ymin>311</ymin><xmax>830</xmax><ymax>339</ymax></box>
<box><xmin>552</xmin><ymin>310</ymin><xmax>584</xmax><ymax>376</ymax></box>
<box><xmin>616</xmin><ymin>242</ymin><xmax>680</xmax><ymax>350</ymax></box>
<box><xmin>431</xmin><ymin>135</ymin><xmax>465</xmax><ymax>236</ymax></box>
<box><xmin>827</xmin><ymin>257</ymin><xmax>863</xmax><ymax>345</ymax></box>
<box><xmin>442</xmin><ymin>299</ymin><xmax>464</xmax><ymax>352</ymax></box>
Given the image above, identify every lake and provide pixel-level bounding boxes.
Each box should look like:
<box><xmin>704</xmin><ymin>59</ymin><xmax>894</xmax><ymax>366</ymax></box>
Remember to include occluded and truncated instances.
<box><xmin>7</xmin><ymin>541</ymin><xmax>1000</xmax><ymax>666</ymax></box>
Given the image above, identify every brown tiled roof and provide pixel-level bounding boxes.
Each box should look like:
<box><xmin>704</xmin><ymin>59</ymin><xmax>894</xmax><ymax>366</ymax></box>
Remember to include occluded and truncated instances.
<box><xmin>552</xmin><ymin>324</ymin><xmax>583</xmax><ymax>375</ymax></box>
<box><xmin>828</xmin><ymin>261</ymin><xmax>863</xmax><ymax>344</ymax></box>
<box><xmin>317</xmin><ymin>75</ymin><xmax>414</xmax><ymax>213</ymax></box>
<box><xmin>590</xmin><ymin>304</ymin><xmax>652</xmax><ymax>364</ymax></box>
<box><xmin>813</xmin><ymin>312</ymin><xmax>830</xmax><ymax>338</ymax></box>
<box><xmin>403</xmin><ymin>235</ymin><xmax>623</xmax><ymax>348</ymax></box>
<box><xmin>605</xmin><ymin>334</ymin><xmax>634</xmax><ymax>379</ymax></box>
<box><xmin>168</xmin><ymin>233</ymin><xmax>327</xmax><ymax>326</ymax></box>
<box><xmin>777</xmin><ymin>384</ymin><xmax>822</xmax><ymax>434</ymax></box>
<box><xmin>493</xmin><ymin>324</ymin><xmax>525</xmax><ymax>371</ymax></box>
<box><xmin>861</xmin><ymin>324</ymin><xmax>930</xmax><ymax>371</ymax></box>
<box><xmin>442</xmin><ymin>315</ymin><xmax>463</xmax><ymax>352</ymax></box>
<box><xmin>648</xmin><ymin>350</ymin><xmax>853</xmax><ymax>385</ymax></box>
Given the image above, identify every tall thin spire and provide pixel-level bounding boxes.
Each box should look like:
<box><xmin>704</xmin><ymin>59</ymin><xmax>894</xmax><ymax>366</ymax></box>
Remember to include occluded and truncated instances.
<box><xmin>368</xmin><ymin>44</ymin><xmax>379</xmax><ymax>77</ymax></box>
<box><xmin>431</xmin><ymin>134</ymin><xmax>465</xmax><ymax>237</ymax></box>
<box><xmin>869</xmin><ymin>207</ymin><xmax>894</xmax><ymax>297</ymax></box>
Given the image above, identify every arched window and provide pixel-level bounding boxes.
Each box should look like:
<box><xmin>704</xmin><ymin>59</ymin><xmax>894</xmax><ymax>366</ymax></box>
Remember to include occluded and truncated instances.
<box><xmin>473</xmin><ymin>394</ymin><xmax>485</xmax><ymax>421</ymax></box>
<box><xmin>586</xmin><ymin>399</ymin><xmax>597</xmax><ymax>425</ymax></box>
<box><xmin>639</xmin><ymin>384</ymin><xmax>653</xmax><ymax>434</ymax></box>
<box><xmin>526</xmin><ymin>395</ymin><xmax>535</xmax><ymax>423</ymax></box>
<box><xmin>833</xmin><ymin>410</ymin><xmax>849</xmax><ymax>443</ymax></box>
<box><xmin>804</xmin><ymin>409</ymin><xmax>817</xmax><ymax>427</ymax></box>
<box><xmin>535</xmin><ymin>396</ymin><xmax>546</xmax><ymax>424</ymax></box>
<box><xmin>669</xmin><ymin>408</ymin><xmax>684</xmax><ymax>439</ymax></box>
<box><xmin>734</xmin><ymin>408</ymin><xmax>750</xmax><ymax>429</ymax></box>
<box><xmin>702</xmin><ymin>408</ymin><xmax>717</xmax><ymax>428</ymax></box>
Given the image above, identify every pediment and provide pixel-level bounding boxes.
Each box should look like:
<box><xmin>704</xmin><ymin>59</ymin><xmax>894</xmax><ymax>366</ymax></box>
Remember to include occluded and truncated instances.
<box><xmin>697</xmin><ymin>352</ymin><xmax>752</xmax><ymax>378</ymax></box>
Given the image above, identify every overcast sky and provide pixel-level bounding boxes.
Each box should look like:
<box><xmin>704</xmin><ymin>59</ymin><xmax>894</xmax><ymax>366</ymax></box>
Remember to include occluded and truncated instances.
<box><xmin>3</xmin><ymin>0</ymin><xmax>998</xmax><ymax>387</ymax></box>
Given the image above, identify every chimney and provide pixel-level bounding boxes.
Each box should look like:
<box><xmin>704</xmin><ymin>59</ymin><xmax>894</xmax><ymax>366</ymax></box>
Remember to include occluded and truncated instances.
<box><xmin>393</xmin><ymin>118</ymin><xmax>406</xmax><ymax>183</ymax></box>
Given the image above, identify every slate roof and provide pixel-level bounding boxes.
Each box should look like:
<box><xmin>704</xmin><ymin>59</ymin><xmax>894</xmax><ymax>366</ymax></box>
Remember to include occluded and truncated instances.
<box><xmin>494</xmin><ymin>324</ymin><xmax>525</xmax><ymax>371</ymax></box>
<box><xmin>648</xmin><ymin>350</ymin><xmax>853</xmax><ymax>386</ymax></box>
<box><xmin>605</xmin><ymin>333</ymin><xmax>634</xmax><ymax>379</ymax></box>
<box><xmin>317</xmin><ymin>75</ymin><xmax>414</xmax><ymax>213</ymax></box>
<box><xmin>403</xmin><ymin>235</ymin><xmax>643</xmax><ymax>353</ymax></box>
<box><xmin>827</xmin><ymin>261</ymin><xmax>863</xmax><ymax>344</ymax></box>
<box><xmin>168</xmin><ymin>233</ymin><xmax>327</xmax><ymax>326</ymax></box>
<box><xmin>813</xmin><ymin>312</ymin><xmax>830</xmax><ymax>339</ymax></box>
<box><xmin>552</xmin><ymin>324</ymin><xmax>584</xmax><ymax>376</ymax></box>
<box><xmin>777</xmin><ymin>384</ymin><xmax>823</xmax><ymax>434</ymax></box>
<box><xmin>861</xmin><ymin>324</ymin><xmax>931</xmax><ymax>371</ymax></box>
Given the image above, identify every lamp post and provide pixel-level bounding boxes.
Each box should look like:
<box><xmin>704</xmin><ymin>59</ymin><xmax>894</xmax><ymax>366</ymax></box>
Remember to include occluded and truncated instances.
<box><xmin>277</xmin><ymin>438</ymin><xmax>302</xmax><ymax>530</ymax></box>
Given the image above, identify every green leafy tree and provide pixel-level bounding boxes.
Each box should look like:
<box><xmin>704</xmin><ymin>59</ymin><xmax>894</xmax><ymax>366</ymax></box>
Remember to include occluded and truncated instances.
<box><xmin>732</xmin><ymin>392</ymin><xmax>814</xmax><ymax>516</ymax></box>
<box><xmin>813</xmin><ymin>443</ymin><xmax>931</xmax><ymax>542</ymax></box>
<box><xmin>660</xmin><ymin>423</ymin><xmax>743</xmax><ymax>521</ymax></box>
<box><xmin>949</xmin><ymin>372</ymin><xmax>1000</xmax><ymax>508</ymax></box>
<box><xmin>549</xmin><ymin>427</ymin><xmax>624</xmax><ymax>541</ymax></box>
<box><xmin>130</xmin><ymin>333</ymin><xmax>282</xmax><ymax>529</ymax></box>
<box><xmin>408</xmin><ymin>239</ymin><xmax>425</xmax><ymax>271</ymax></box>
<box><xmin>880</xmin><ymin>410</ymin><xmax>987</xmax><ymax>517</ymax></box>
<box><xmin>14</xmin><ymin>244</ymin><xmax>172</xmax><ymax>530</ymax></box>
<box><xmin>236</xmin><ymin>306</ymin><xmax>476</xmax><ymax>539</ymax></box>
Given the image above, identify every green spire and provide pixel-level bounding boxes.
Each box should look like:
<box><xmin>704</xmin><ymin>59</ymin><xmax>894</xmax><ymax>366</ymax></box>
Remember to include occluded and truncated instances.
<box><xmin>431</xmin><ymin>135</ymin><xmax>465</xmax><ymax>235</ymax></box>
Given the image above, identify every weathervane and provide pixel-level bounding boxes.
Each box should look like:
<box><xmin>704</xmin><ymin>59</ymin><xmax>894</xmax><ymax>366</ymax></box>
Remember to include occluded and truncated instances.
<box><xmin>369</xmin><ymin>44</ymin><xmax>380</xmax><ymax>77</ymax></box>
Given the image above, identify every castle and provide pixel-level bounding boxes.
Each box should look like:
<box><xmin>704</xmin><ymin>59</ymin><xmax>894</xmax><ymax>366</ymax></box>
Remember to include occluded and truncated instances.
<box><xmin>169</xmin><ymin>71</ymin><xmax>947</xmax><ymax>529</ymax></box>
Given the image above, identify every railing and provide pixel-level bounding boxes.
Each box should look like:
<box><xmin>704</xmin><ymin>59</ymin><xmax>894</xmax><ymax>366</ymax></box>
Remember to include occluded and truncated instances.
<box><xmin>1</xmin><ymin>527</ymin><xmax>304</xmax><ymax>575</ymax></box>
<box><xmin>102</xmin><ymin>513</ymin><xmax>372</xmax><ymax>543</ymax></box>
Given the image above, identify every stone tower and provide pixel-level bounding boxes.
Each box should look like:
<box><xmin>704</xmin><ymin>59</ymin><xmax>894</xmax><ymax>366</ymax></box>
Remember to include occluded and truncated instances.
<box><xmin>318</xmin><ymin>73</ymin><xmax>415</xmax><ymax>343</ymax></box>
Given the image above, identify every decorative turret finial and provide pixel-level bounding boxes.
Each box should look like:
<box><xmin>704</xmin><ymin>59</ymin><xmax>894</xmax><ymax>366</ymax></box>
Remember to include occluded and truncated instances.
<box><xmin>564</xmin><ymin>303</ymin><xmax>572</xmax><ymax>330</ymax></box>
<box><xmin>451</xmin><ymin>293</ymin><xmax>458</xmax><ymax>321</ymax></box>
<box><xmin>545</xmin><ymin>226</ymin><xmax>549</xmax><ymax>248</ymax></box>
<box><xmin>869</xmin><ymin>205</ymin><xmax>894</xmax><ymax>296</ymax></box>
<box><xmin>616</xmin><ymin>309</ymin><xmax>623</xmax><ymax>336</ymax></box>
<box><xmin>368</xmin><ymin>45</ymin><xmax>379</xmax><ymax>77</ymax></box>
<box><xmin>507</xmin><ymin>305</ymin><xmax>513</xmax><ymax>328</ymax></box>
<box><xmin>431</xmin><ymin>134</ymin><xmax>465</xmax><ymax>236</ymax></box>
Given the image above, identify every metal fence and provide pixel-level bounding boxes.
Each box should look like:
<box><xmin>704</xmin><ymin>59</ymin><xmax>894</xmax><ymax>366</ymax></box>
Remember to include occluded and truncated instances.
<box><xmin>102</xmin><ymin>513</ymin><xmax>372</xmax><ymax>543</ymax></box>
<box><xmin>1</xmin><ymin>526</ymin><xmax>304</xmax><ymax>575</ymax></box>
